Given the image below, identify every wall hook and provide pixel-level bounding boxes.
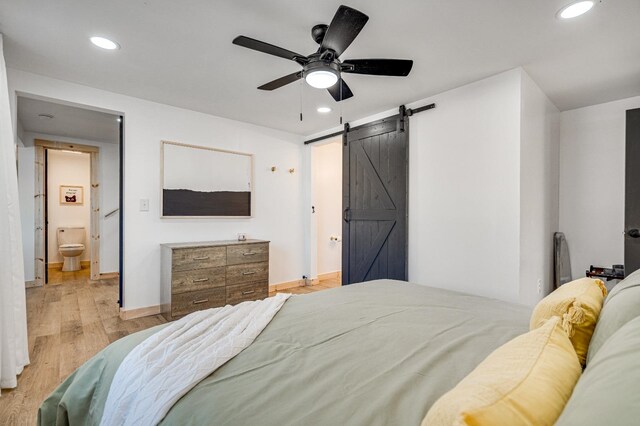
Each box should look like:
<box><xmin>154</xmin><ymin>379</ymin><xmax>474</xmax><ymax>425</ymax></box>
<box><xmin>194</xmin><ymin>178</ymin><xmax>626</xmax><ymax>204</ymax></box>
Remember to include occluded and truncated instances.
<box><xmin>289</xmin><ymin>168</ymin><xmax>295</xmax><ymax>174</ymax></box>
<box><xmin>271</xmin><ymin>166</ymin><xmax>277</xmax><ymax>172</ymax></box>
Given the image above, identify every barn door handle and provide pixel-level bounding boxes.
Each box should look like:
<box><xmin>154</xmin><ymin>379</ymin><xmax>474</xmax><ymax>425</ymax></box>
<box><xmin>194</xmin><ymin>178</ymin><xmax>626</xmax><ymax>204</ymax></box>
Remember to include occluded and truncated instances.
<box><xmin>343</xmin><ymin>208</ymin><xmax>351</xmax><ymax>223</ymax></box>
<box><xmin>627</xmin><ymin>229</ymin><xmax>640</xmax><ymax>238</ymax></box>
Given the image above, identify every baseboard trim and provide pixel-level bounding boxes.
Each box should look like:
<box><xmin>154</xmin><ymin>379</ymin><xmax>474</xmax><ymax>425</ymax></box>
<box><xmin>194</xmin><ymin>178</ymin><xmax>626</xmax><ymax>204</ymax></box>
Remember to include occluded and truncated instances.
<box><xmin>119</xmin><ymin>305</ymin><xmax>162</xmax><ymax>321</ymax></box>
<box><xmin>25</xmin><ymin>280</ymin><xmax>40</xmax><ymax>289</ymax></box>
<box><xmin>268</xmin><ymin>279</ymin><xmax>306</xmax><ymax>292</ymax></box>
<box><xmin>318</xmin><ymin>271</ymin><xmax>341</xmax><ymax>281</ymax></box>
<box><xmin>99</xmin><ymin>272</ymin><xmax>120</xmax><ymax>280</ymax></box>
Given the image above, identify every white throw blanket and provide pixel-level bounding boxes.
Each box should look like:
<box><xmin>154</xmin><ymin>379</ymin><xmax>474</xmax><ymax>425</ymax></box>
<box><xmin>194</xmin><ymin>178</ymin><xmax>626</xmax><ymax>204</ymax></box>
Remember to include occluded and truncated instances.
<box><xmin>100</xmin><ymin>293</ymin><xmax>291</xmax><ymax>426</ymax></box>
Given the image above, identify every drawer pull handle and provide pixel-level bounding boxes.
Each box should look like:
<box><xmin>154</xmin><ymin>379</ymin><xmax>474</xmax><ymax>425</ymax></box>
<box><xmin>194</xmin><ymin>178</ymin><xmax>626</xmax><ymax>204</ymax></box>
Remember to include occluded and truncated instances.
<box><xmin>242</xmin><ymin>252</ymin><xmax>256</xmax><ymax>256</ymax></box>
<box><xmin>242</xmin><ymin>271</ymin><xmax>256</xmax><ymax>275</ymax></box>
<box><xmin>193</xmin><ymin>298</ymin><xmax>209</xmax><ymax>305</ymax></box>
<box><xmin>193</xmin><ymin>256</ymin><xmax>210</xmax><ymax>260</ymax></box>
<box><xmin>193</xmin><ymin>278</ymin><xmax>209</xmax><ymax>283</ymax></box>
<box><xmin>242</xmin><ymin>290</ymin><xmax>255</xmax><ymax>295</ymax></box>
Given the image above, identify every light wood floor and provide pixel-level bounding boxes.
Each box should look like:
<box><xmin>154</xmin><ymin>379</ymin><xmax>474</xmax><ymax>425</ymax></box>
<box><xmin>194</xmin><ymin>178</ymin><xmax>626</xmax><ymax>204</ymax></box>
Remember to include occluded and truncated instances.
<box><xmin>0</xmin><ymin>270</ymin><xmax>340</xmax><ymax>425</ymax></box>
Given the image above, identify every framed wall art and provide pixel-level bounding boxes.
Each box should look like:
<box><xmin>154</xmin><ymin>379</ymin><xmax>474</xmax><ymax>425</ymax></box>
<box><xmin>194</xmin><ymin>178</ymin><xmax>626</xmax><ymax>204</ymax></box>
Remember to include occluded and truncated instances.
<box><xmin>60</xmin><ymin>185</ymin><xmax>84</xmax><ymax>205</ymax></box>
<box><xmin>160</xmin><ymin>141</ymin><xmax>253</xmax><ymax>218</ymax></box>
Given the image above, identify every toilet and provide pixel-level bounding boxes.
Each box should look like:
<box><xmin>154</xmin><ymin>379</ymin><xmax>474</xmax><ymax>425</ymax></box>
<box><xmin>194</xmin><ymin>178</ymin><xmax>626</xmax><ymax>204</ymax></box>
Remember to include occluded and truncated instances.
<box><xmin>57</xmin><ymin>227</ymin><xmax>86</xmax><ymax>272</ymax></box>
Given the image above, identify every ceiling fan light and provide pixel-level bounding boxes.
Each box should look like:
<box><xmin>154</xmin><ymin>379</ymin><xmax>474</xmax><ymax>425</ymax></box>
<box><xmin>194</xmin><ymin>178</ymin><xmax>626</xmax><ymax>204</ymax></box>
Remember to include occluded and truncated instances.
<box><xmin>305</xmin><ymin>70</ymin><xmax>338</xmax><ymax>89</ymax></box>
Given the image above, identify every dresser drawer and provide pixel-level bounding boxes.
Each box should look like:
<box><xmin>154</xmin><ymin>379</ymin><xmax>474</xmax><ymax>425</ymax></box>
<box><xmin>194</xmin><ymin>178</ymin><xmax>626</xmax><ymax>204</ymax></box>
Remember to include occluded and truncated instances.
<box><xmin>226</xmin><ymin>281</ymin><xmax>268</xmax><ymax>305</ymax></box>
<box><xmin>171</xmin><ymin>287</ymin><xmax>225</xmax><ymax>318</ymax></box>
<box><xmin>226</xmin><ymin>262</ymin><xmax>269</xmax><ymax>285</ymax></box>
<box><xmin>172</xmin><ymin>246</ymin><xmax>226</xmax><ymax>272</ymax></box>
<box><xmin>172</xmin><ymin>266</ymin><xmax>225</xmax><ymax>294</ymax></box>
<box><xmin>226</xmin><ymin>243</ymin><xmax>269</xmax><ymax>265</ymax></box>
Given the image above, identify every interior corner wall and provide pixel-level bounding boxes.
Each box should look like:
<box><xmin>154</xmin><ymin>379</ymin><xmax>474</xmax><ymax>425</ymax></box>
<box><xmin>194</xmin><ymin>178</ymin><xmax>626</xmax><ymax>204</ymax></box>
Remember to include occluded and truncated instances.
<box><xmin>519</xmin><ymin>70</ymin><xmax>560</xmax><ymax>306</ymax></box>
<box><xmin>407</xmin><ymin>69</ymin><xmax>523</xmax><ymax>303</ymax></box>
<box><xmin>46</xmin><ymin>150</ymin><xmax>91</xmax><ymax>263</ymax></box>
<box><xmin>8</xmin><ymin>68</ymin><xmax>305</xmax><ymax>310</ymax></box>
<box><xmin>559</xmin><ymin>95</ymin><xmax>640</xmax><ymax>279</ymax></box>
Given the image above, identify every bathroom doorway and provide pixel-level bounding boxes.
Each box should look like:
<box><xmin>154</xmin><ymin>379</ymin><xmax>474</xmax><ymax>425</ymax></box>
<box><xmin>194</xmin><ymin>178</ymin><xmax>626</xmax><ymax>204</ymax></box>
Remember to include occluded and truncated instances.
<box><xmin>37</xmin><ymin>141</ymin><xmax>99</xmax><ymax>284</ymax></box>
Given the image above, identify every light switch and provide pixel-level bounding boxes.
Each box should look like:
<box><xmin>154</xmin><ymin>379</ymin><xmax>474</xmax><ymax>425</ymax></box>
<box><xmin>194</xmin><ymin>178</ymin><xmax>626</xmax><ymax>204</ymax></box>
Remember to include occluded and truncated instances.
<box><xmin>140</xmin><ymin>199</ymin><xmax>149</xmax><ymax>212</ymax></box>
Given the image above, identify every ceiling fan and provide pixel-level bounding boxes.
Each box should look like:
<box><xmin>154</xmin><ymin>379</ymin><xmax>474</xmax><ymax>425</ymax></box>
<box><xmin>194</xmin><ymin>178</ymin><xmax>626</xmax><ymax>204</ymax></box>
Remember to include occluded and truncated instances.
<box><xmin>232</xmin><ymin>5</ymin><xmax>413</xmax><ymax>102</ymax></box>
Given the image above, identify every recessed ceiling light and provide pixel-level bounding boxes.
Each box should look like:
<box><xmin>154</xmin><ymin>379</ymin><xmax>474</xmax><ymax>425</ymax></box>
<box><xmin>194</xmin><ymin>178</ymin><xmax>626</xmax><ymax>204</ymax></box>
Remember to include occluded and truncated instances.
<box><xmin>90</xmin><ymin>36</ymin><xmax>120</xmax><ymax>50</ymax></box>
<box><xmin>317</xmin><ymin>106</ymin><xmax>332</xmax><ymax>113</ymax></box>
<box><xmin>38</xmin><ymin>113</ymin><xmax>54</xmax><ymax>120</ymax></box>
<box><xmin>558</xmin><ymin>1</ymin><xmax>594</xmax><ymax>19</ymax></box>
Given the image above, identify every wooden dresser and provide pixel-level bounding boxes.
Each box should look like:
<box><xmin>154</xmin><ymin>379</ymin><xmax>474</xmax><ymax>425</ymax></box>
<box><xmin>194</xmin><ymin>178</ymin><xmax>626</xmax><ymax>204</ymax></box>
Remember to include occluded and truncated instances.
<box><xmin>160</xmin><ymin>240</ymin><xmax>269</xmax><ymax>321</ymax></box>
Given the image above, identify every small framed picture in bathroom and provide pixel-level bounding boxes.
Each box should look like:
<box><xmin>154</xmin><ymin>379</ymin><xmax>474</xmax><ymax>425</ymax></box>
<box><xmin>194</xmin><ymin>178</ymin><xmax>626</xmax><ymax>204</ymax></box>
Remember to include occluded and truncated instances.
<box><xmin>60</xmin><ymin>185</ymin><xmax>84</xmax><ymax>205</ymax></box>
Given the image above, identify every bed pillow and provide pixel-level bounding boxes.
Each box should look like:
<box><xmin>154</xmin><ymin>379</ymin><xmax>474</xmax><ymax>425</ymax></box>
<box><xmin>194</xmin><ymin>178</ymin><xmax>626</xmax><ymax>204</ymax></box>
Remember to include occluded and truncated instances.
<box><xmin>530</xmin><ymin>277</ymin><xmax>607</xmax><ymax>365</ymax></box>
<box><xmin>556</xmin><ymin>315</ymin><xmax>640</xmax><ymax>425</ymax></box>
<box><xmin>422</xmin><ymin>316</ymin><xmax>581</xmax><ymax>426</ymax></box>
<box><xmin>587</xmin><ymin>269</ymin><xmax>640</xmax><ymax>364</ymax></box>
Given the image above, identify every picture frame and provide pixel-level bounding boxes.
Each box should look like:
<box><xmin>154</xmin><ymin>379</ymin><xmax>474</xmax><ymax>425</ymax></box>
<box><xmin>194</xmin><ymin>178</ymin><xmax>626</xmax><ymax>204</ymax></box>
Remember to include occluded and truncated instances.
<box><xmin>60</xmin><ymin>185</ymin><xmax>84</xmax><ymax>205</ymax></box>
<box><xmin>160</xmin><ymin>140</ymin><xmax>254</xmax><ymax>218</ymax></box>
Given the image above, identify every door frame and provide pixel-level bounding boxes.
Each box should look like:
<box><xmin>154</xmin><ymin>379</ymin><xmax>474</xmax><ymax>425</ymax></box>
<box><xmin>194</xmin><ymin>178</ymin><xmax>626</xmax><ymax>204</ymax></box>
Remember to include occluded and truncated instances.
<box><xmin>308</xmin><ymin>136</ymin><xmax>344</xmax><ymax>282</ymax></box>
<box><xmin>34</xmin><ymin>139</ymin><xmax>101</xmax><ymax>285</ymax></box>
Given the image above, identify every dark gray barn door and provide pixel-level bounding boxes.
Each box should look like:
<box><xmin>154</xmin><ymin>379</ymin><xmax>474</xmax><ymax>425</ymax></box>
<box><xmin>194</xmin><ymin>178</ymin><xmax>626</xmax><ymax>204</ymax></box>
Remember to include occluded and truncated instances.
<box><xmin>625</xmin><ymin>108</ymin><xmax>640</xmax><ymax>276</ymax></box>
<box><xmin>342</xmin><ymin>115</ymin><xmax>408</xmax><ymax>284</ymax></box>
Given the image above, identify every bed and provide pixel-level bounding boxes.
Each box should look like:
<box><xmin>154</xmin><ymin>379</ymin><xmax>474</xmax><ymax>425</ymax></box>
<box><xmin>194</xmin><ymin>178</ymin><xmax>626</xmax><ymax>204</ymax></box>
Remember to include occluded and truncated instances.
<box><xmin>39</xmin><ymin>280</ymin><xmax>532</xmax><ymax>425</ymax></box>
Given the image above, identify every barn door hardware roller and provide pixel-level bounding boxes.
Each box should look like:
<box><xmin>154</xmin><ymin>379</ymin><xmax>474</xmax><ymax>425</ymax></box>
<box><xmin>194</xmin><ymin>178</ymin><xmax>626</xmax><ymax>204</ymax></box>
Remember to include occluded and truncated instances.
<box><xmin>399</xmin><ymin>103</ymin><xmax>436</xmax><ymax>132</ymax></box>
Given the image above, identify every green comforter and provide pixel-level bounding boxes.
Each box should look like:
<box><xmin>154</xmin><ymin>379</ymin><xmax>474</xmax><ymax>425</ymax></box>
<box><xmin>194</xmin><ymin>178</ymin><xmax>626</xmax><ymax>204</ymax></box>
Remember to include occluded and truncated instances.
<box><xmin>39</xmin><ymin>280</ymin><xmax>531</xmax><ymax>425</ymax></box>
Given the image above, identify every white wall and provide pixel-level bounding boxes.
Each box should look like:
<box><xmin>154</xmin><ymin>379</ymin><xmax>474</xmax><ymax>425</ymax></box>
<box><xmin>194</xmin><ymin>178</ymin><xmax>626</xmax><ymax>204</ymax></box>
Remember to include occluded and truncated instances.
<box><xmin>408</xmin><ymin>69</ymin><xmax>523</xmax><ymax>303</ymax></box>
<box><xmin>46</xmin><ymin>150</ymin><xmax>91</xmax><ymax>263</ymax></box>
<box><xmin>559</xmin><ymin>96</ymin><xmax>640</xmax><ymax>279</ymax></box>
<box><xmin>17</xmin><ymin>145</ymin><xmax>34</xmax><ymax>281</ymax></box>
<box><xmin>17</xmin><ymin>132</ymin><xmax>121</xmax><ymax>275</ymax></box>
<box><xmin>9</xmin><ymin>69</ymin><xmax>305</xmax><ymax>310</ymax></box>
<box><xmin>519</xmin><ymin>72</ymin><xmax>560</xmax><ymax>305</ymax></box>
<box><xmin>311</xmin><ymin>139</ymin><xmax>342</xmax><ymax>276</ymax></box>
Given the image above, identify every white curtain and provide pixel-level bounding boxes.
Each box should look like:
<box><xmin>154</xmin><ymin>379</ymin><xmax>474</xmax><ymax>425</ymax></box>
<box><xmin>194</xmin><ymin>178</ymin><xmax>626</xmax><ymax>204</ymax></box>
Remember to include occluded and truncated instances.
<box><xmin>0</xmin><ymin>33</ymin><xmax>30</xmax><ymax>394</ymax></box>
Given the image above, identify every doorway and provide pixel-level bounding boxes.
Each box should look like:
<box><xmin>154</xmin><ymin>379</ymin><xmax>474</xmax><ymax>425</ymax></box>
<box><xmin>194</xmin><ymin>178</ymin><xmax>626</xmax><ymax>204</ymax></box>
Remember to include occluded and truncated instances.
<box><xmin>310</xmin><ymin>136</ymin><xmax>343</xmax><ymax>288</ymax></box>
<box><xmin>35</xmin><ymin>140</ymin><xmax>99</xmax><ymax>284</ymax></box>
<box><xmin>15</xmin><ymin>95</ymin><xmax>122</xmax><ymax>291</ymax></box>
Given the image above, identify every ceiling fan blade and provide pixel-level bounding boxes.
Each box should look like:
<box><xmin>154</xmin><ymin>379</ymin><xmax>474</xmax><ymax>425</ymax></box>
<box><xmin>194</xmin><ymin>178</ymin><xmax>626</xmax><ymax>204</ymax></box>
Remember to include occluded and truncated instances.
<box><xmin>233</xmin><ymin>36</ymin><xmax>307</xmax><ymax>63</ymax></box>
<box><xmin>320</xmin><ymin>6</ymin><xmax>369</xmax><ymax>57</ymax></box>
<box><xmin>327</xmin><ymin>78</ymin><xmax>354</xmax><ymax>102</ymax></box>
<box><xmin>257</xmin><ymin>71</ymin><xmax>303</xmax><ymax>91</ymax></box>
<box><xmin>342</xmin><ymin>59</ymin><xmax>414</xmax><ymax>76</ymax></box>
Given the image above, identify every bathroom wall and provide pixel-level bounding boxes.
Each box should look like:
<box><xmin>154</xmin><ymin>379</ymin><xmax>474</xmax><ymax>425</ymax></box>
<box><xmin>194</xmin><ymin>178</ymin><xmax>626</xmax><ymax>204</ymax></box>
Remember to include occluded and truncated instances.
<box><xmin>46</xmin><ymin>150</ymin><xmax>91</xmax><ymax>264</ymax></box>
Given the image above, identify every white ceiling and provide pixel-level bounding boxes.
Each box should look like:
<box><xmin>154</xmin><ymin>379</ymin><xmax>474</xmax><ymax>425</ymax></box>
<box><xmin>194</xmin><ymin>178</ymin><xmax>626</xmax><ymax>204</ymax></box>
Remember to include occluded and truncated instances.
<box><xmin>2</xmin><ymin>0</ymin><xmax>639</xmax><ymax>136</ymax></box>
<box><xmin>18</xmin><ymin>97</ymin><xmax>120</xmax><ymax>144</ymax></box>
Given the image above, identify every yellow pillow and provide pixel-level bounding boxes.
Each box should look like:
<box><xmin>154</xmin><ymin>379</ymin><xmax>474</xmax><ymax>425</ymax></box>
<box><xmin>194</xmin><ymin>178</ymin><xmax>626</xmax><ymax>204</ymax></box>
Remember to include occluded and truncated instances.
<box><xmin>530</xmin><ymin>277</ymin><xmax>607</xmax><ymax>365</ymax></box>
<box><xmin>422</xmin><ymin>316</ymin><xmax>581</xmax><ymax>426</ymax></box>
